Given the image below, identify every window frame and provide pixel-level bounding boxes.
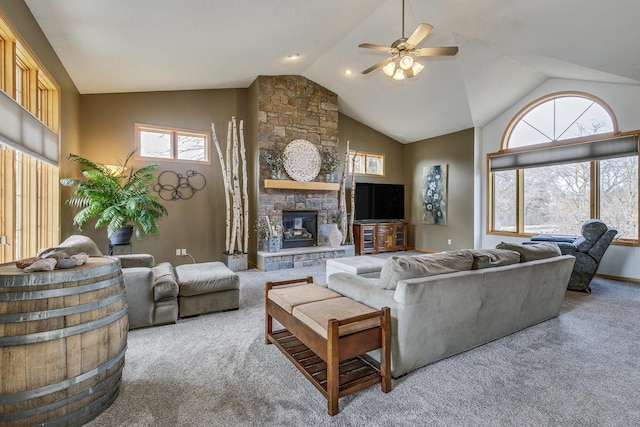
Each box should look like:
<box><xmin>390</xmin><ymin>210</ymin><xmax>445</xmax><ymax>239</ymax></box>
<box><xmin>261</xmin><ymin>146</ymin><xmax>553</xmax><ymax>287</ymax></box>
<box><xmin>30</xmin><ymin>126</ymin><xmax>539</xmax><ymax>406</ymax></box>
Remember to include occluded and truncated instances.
<box><xmin>0</xmin><ymin>12</ymin><xmax>60</xmax><ymax>262</ymax></box>
<box><xmin>487</xmin><ymin>91</ymin><xmax>639</xmax><ymax>245</ymax></box>
<box><xmin>135</xmin><ymin>122</ymin><xmax>210</xmax><ymax>164</ymax></box>
<box><xmin>347</xmin><ymin>150</ymin><xmax>385</xmax><ymax>177</ymax></box>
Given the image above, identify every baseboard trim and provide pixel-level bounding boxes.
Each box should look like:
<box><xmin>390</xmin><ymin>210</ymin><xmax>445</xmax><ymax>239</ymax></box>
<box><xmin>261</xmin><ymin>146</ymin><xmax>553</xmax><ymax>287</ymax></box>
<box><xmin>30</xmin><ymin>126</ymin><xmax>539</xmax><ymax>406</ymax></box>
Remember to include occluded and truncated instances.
<box><xmin>596</xmin><ymin>272</ymin><xmax>640</xmax><ymax>284</ymax></box>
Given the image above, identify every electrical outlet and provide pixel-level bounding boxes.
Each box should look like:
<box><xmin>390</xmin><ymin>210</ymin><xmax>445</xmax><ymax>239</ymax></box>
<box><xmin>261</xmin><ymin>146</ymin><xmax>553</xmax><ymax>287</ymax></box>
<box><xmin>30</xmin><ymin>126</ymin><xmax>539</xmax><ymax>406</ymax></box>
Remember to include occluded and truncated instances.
<box><xmin>176</xmin><ymin>249</ymin><xmax>181</xmax><ymax>256</ymax></box>
<box><xmin>447</xmin><ymin>239</ymin><xmax>452</xmax><ymax>245</ymax></box>
<box><xmin>181</xmin><ymin>249</ymin><xmax>187</xmax><ymax>256</ymax></box>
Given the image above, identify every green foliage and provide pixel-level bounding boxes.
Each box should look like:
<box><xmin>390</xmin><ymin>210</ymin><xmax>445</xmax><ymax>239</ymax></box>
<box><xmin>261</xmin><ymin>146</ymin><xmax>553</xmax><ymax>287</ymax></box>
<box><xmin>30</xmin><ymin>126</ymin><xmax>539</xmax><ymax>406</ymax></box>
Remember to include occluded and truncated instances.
<box><xmin>320</xmin><ymin>147</ymin><xmax>340</xmax><ymax>173</ymax></box>
<box><xmin>263</xmin><ymin>145</ymin><xmax>287</xmax><ymax>171</ymax></box>
<box><xmin>60</xmin><ymin>150</ymin><xmax>168</xmax><ymax>239</ymax></box>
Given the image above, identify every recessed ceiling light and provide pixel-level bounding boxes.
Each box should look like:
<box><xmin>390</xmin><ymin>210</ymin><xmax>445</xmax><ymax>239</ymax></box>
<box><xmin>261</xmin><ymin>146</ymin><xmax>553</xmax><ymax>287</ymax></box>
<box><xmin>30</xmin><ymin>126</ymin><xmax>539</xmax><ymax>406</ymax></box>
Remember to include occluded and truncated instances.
<box><xmin>344</xmin><ymin>69</ymin><xmax>354</xmax><ymax>76</ymax></box>
<box><xmin>287</xmin><ymin>53</ymin><xmax>300</xmax><ymax>59</ymax></box>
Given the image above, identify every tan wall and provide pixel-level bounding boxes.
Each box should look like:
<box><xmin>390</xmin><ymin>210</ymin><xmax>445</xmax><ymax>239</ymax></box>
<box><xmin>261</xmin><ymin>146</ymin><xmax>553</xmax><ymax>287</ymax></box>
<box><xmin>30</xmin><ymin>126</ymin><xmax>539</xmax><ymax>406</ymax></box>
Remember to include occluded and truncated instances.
<box><xmin>77</xmin><ymin>89</ymin><xmax>248</xmax><ymax>264</ymax></box>
<box><xmin>404</xmin><ymin>128</ymin><xmax>474</xmax><ymax>251</ymax></box>
<box><xmin>338</xmin><ymin>114</ymin><xmax>404</xmax><ymax>187</ymax></box>
<box><xmin>0</xmin><ymin>0</ymin><xmax>461</xmax><ymax>261</ymax></box>
<box><xmin>0</xmin><ymin>0</ymin><xmax>82</xmax><ymax>240</ymax></box>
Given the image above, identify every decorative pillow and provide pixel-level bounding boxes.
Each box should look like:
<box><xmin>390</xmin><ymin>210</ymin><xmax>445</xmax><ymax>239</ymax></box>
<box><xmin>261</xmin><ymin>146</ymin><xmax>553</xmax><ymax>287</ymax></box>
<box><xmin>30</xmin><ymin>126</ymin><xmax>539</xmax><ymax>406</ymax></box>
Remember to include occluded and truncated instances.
<box><xmin>379</xmin><ymin>250</ymin><xmax>474</xmax><ymax>290</ymax></box>
<box><xmin>37</xmin><ymin>234</ymin><xmax>103</xmax><ymax>257</ymax></box>
<box><xmin>469</xmin><ymin>248</ymin><xmax>521</xmax><ymax>270</ymax></box>
<box><xmin>495</xmin><ymin>242</ymin><xmax>561</xmax><ymax>262</ymax></box>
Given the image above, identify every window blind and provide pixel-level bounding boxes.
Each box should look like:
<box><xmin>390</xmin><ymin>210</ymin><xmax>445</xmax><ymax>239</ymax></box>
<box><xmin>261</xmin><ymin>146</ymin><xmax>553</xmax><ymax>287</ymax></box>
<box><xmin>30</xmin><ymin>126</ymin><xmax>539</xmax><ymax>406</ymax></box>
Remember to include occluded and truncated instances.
<box><xmin>489</xmin><ymin>135</ymin><xmax>638</xmax><ymax>172</ymax></box>
<box><xmin>0</xmin><ymin>89</ymin><xmax>58</xmax><ymax>165</ymax></box>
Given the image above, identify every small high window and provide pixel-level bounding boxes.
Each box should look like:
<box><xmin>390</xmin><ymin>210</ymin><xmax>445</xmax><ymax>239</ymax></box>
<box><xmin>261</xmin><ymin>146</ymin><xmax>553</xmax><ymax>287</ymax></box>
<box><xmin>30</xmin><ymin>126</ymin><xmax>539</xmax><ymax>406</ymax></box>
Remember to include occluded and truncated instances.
<box><xmin>348</xmin><ymin>151</ymin><xmax>384</xmax><ymax>176</ymax></box>
<box><xmin>135</xmin><ymin>123</ymin><xmax>209</xmax><ymax>163</ymax></box>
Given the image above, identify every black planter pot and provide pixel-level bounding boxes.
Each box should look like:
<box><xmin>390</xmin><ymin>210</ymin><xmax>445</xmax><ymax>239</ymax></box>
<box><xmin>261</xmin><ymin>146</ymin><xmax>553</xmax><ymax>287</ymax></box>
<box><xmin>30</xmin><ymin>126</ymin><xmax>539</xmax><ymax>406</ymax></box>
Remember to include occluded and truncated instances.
<box><xmin>109</xmin><ymin>225</ymin><xmax>134</xmax><ymax>244</ymax></box>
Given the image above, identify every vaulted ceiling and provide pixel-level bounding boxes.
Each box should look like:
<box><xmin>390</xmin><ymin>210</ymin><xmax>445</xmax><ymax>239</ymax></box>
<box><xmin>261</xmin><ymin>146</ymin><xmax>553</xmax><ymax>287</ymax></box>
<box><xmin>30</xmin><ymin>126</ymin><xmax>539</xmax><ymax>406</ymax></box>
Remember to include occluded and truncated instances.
<box><xmin>25</xmin><ymin>0</ymin><xmax>640</xmax><ymax>143</ymax></box>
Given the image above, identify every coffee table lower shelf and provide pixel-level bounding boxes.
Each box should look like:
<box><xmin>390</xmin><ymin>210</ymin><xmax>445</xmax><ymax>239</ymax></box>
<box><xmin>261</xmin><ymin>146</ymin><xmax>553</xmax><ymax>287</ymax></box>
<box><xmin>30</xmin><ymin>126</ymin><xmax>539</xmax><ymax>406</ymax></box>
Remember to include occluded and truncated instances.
<box><xmin>269</xmin><ymin>329</ymin><xmax>382</xmax><ymax>397</ymax></box>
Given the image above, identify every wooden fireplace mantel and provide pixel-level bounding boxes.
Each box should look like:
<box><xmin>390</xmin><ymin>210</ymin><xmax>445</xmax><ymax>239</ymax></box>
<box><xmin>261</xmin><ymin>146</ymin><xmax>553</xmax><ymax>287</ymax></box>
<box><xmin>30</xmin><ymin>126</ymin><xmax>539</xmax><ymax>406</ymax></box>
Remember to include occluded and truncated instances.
<box><xmin>264</xmin><ymin>180</ymin><xmax>340</xmax><ymax>191</ymax></box>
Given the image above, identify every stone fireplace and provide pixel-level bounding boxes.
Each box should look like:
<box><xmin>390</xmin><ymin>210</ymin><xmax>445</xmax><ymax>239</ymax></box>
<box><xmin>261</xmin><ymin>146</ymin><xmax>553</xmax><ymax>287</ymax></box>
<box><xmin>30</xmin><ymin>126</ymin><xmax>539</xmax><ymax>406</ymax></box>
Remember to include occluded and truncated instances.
<box><xmin>282</xmin><ymin>210</ymin><xmax>317</xmax><ymax>249</ymax></box>
<box><xmin>254</xmin><ymin>75</ymin><xmax>354</xmax><ymax>270</ymax></box>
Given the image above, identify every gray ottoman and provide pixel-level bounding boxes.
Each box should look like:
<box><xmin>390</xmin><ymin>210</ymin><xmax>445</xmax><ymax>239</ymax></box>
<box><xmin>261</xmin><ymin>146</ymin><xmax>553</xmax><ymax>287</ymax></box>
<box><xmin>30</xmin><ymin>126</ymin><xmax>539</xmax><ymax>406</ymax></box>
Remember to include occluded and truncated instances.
<box><xmin>325</xmin><ymin>256</ymin><xmax>386</xmax><ymax>282</ymax></box>
<box><xmin>175</xmin><ymin>262</ymin><xmax>240</xmax><ymax>317</ymax></box>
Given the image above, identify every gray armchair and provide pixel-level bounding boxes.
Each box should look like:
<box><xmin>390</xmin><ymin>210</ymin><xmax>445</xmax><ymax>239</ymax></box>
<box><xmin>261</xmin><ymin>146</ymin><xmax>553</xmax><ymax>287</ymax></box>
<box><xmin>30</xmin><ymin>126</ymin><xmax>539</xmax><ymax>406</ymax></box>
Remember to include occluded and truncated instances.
<box><xmin>531</xmin><ymin>219</ymin><xmax>617</xmax><ymax>292</ymax></box>
<box><xmin>117</xmin><ymin>254</ymin><xmax>179</xmax><ymax>329</ymax></box>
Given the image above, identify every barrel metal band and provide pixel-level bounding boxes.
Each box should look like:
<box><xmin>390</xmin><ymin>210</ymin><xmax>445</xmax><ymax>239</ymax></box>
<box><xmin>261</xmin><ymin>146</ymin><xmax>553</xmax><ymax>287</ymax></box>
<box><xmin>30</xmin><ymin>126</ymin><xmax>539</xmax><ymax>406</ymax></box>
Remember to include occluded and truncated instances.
<box><xmin>0</xmin><ymin>362</ymin><xmax>124</xmax><ymax>421</ymax></box>
<box><xmin>0</xmin><ymin>274</ymin><xmax>122</xmax><ymax>302</ymax></box>
<box><xmin>0</xmin><ymin>305</ymin><xmax>128</xmax><ymax>347</ymax></box>
<box><xmin>43</xmin><ymin>379</ymin><xmax>121</xmax><ymax>427</ymax></box>
<box><xmin>0</xmin><ymin>291</ymin><xmax>126</xmax><ymax>323</ymax></box>
<box><xmin>0</xmin><ymin>345</ymin><xmax>127</xmax><ymax>404</ymax></box>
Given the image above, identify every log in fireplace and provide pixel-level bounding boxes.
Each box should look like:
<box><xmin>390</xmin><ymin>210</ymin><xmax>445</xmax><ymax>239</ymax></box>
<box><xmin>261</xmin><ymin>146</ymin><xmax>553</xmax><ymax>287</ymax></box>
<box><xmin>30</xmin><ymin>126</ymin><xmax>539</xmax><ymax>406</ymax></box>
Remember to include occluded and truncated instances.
<box><xmin>282</xmin><ymin>210</ymin><xmax>317</xmax><ymax>249</ymax></box>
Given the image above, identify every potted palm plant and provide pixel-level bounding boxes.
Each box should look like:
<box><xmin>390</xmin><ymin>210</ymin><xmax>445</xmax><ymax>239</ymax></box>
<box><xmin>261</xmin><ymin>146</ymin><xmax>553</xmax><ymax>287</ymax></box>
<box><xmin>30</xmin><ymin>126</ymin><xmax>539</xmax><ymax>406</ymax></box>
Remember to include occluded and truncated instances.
<box><xmin>60</xmin><ymin>150</ymin><xmax>168</xmax><ymax>244</ymax></box>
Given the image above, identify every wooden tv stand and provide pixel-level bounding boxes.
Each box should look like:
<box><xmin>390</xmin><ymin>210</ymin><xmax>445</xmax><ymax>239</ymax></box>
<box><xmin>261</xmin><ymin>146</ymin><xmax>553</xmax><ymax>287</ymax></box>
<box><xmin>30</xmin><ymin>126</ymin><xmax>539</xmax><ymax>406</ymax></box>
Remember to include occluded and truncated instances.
<box><xmin>353</xmin><ymin>221</ymin><xmax>407</xmax><ymax>255</ymax></box>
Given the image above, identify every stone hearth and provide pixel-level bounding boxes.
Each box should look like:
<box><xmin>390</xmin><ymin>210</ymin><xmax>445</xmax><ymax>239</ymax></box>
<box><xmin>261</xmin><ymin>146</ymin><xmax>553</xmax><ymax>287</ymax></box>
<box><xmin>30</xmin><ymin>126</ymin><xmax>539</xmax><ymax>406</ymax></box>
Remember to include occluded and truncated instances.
<box><xmin>257</xmin><ymin>245</ymin><xmax>355</xmax><ymax>271</ymax></box>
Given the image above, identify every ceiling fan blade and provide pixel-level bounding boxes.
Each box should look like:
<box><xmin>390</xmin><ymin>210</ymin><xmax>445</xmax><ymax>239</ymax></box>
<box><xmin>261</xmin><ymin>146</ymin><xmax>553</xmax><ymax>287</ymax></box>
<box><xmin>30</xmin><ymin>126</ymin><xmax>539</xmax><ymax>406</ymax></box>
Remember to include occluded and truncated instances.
<box><xmin>362</xmin><ymin>57</ymin><xmax>394</xmax><ymax>74</ymax></box>
<box><xmin>359</xmin><ymin>43</ymin><xmax>393</xmax><ymax>53</ymax></box>
<box><xmin>406</xmin><ymin>23</ymin><xmax>433</xmax><ymax>47</ymax></box>
<box><xmin>414</xmin><ymin>46</ymin><xmax>459</xmax><ymax>57</ymax></box>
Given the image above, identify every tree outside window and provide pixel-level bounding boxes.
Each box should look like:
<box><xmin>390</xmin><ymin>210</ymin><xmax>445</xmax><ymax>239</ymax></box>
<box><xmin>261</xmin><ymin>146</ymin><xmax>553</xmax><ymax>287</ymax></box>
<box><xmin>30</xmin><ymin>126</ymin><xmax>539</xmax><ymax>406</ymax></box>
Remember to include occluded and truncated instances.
<box><xmin>490</xmin><ymin>92</ymin><xmax>638</xmax><ymax>241</ymax></box>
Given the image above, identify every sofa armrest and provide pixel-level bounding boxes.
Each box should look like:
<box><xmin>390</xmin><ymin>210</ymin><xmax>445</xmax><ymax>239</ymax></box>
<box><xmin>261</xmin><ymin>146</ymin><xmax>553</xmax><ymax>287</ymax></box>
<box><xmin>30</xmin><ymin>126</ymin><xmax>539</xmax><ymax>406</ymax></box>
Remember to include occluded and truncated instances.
<box><xmin>327</xmin><ymin>273</ymin><xmax>397</xmax><ymax>310</ymax></box>
<box><xmin>151</xmin><ymin>262</ymin><xmax>179</xmax><ymax>302</ymax></box>
<box><xmin>116</xmin><ymin>254</ymin><xmax>155</xmax><ymax>268</ymax></box>
<box><xmin>121</xmin><ymin>267</ymin><xmax>155</xmax><ymax>329</ymax></box>
<box><xmin>555</xmin><ymin>242</ymin><xmax>581</xmax><ymax>256</ymax></box>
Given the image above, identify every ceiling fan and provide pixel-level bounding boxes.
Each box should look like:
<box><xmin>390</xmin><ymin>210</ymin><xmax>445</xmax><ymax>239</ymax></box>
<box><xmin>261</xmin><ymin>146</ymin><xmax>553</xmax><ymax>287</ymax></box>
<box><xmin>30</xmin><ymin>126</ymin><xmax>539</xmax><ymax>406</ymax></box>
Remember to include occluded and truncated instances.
<box><xmin>359</xmin><ymin>0</ymin><xmax>458</xmax><ymax>80</ymax></box>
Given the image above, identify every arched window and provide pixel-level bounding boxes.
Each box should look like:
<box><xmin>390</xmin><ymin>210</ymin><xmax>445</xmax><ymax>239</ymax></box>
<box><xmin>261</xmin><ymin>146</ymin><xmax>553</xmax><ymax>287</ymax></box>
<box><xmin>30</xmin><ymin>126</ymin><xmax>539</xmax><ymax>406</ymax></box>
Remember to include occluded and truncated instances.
<box><xmin>505</xmin><ymin>93</ymin><xmax>616</xmax><ymax>149</ymax></box>
<box><xmin>488</xmin><ymin>92</ymin><xmax>638</xmax><ymax>241</ymax></box>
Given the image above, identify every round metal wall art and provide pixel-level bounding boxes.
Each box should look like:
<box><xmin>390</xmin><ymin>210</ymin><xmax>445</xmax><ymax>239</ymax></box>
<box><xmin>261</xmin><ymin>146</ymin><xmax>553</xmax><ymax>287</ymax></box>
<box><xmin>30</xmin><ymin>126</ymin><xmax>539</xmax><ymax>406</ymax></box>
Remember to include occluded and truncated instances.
<box><xmin>283</xmin><ymin>139</ymin><xmax>321</xmax><ymax>182</ymax></box>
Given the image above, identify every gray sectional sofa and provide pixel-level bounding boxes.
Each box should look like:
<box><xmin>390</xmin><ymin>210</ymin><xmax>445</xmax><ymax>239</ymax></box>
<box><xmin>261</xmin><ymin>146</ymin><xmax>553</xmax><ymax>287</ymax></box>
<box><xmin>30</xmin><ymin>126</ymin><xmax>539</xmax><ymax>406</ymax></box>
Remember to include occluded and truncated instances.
<box><xmin>39</xmin><ymin>235</ymin><xmax>239</xmax><ymax>329</ymax></box>
<box><xmin>327</xmin><ymin>244</ymin><xmax>575</xmax><ymax>377</ymax></box>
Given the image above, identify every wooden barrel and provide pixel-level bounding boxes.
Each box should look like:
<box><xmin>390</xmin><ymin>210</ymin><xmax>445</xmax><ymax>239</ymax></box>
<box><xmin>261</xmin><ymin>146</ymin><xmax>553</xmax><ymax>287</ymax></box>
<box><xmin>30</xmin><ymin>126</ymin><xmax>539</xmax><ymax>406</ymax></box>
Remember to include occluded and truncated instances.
<box><xmin>0</xmin><ymin>257</ymin><xmax>128</xmax><ymax>426</ymax></box>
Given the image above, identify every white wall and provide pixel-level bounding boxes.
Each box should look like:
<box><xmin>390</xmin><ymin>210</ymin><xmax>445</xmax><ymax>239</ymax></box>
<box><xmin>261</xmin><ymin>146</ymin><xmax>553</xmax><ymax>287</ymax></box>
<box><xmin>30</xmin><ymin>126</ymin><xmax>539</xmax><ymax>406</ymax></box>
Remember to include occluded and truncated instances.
<box><xmin>479</xmin><ymin>78</ymin><xmax>640</xmax><ymax>281</ymax></box>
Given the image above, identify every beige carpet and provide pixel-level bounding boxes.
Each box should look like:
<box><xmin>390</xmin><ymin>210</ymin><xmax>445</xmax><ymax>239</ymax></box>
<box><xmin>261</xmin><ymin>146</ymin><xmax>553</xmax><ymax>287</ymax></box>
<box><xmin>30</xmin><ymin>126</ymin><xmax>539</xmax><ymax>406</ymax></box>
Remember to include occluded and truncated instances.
<box><xmin>87</xmin><ymin>265</ymin><xmax>640</xmax><ymax>426</ymax></box>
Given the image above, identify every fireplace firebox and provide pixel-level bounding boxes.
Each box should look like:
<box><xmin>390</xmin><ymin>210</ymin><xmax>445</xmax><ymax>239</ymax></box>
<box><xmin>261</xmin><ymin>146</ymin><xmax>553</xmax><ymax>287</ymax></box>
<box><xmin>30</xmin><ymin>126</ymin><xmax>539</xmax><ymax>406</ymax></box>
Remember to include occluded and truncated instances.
<box><xmin>282</xmin><ymin>210</ymin><xmax>318</xmax><ymax>249</ymax></box>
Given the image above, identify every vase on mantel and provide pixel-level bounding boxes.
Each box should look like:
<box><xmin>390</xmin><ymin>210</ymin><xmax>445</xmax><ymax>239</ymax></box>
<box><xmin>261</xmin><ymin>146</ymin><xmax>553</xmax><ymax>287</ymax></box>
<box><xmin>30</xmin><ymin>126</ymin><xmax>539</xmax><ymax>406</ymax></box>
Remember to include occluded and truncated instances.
<box><xmin>325</xmin><ymin>172</ymin><xmax>338</xmax><ymax>183</ymax></box>
<box><xmin>328</xmin><ymin>224</ymin><xmax>342</xmax><ymax>248</ymax></box>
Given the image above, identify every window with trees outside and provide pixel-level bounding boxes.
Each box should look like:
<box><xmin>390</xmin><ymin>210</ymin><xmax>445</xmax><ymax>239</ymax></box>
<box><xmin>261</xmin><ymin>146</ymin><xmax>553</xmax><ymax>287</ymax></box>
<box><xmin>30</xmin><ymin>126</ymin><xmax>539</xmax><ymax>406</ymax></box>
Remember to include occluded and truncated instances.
<box><xmin>135</xmin><ymin>123</ymin><xmax>209</xmax><ymax>163</ymax></box>
<box><xmin>1</xmin><ymin>13</ymin><xmax>60</xmax><ymax>263</ymax></box>
<box><xmin>488</xmin><ymin>92</ymin><xmax>638</xmax><ymax>243</ymax></box>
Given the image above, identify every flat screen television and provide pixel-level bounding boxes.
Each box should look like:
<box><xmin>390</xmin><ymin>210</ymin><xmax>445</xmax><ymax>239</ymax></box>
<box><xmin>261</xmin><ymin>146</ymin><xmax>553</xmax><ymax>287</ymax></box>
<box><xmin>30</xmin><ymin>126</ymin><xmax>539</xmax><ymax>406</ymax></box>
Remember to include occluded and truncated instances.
<box><xmin>354</xmin><ymin>183</ymin><xmax>405</xmax><ymax>221</ymax></box>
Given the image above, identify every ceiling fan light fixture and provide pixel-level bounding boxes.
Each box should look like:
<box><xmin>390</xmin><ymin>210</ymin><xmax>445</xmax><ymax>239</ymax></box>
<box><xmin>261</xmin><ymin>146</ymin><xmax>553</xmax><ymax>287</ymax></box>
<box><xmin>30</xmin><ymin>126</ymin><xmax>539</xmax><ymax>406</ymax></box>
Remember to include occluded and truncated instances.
<box><xmin>382</xmin><ymin>61</ymin><xmax>397</xmax><ymax>77</ymax></box>
<box><xmin>392</xmin><ymin>68</ymin><xmax>406</xmax><ymax>80</ymax></box>
<box><xmin>411</xmin><ymin>61</ymin><xmax>424</xmax><ymax>76</ymax></box>
<box><xmin>399</xmin><ymin>55</ymin><xmax>414</xmax><ymax>70</ymax></box>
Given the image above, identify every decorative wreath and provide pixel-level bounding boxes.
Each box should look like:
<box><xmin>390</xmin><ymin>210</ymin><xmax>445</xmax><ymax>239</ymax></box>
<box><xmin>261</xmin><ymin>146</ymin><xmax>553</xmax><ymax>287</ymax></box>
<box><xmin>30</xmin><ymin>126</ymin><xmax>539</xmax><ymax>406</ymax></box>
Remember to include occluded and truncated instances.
<box><xmin>283</xmin><ymin>139</ymin><xmax>321</xmax><ymax>182</ymax></box>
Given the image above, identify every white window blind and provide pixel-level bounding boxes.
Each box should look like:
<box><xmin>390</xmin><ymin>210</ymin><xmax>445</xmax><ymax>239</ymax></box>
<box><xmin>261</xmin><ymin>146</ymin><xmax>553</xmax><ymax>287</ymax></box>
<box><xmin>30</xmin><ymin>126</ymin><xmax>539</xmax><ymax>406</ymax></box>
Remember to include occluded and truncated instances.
<box><xmin>0</xmin><ymin>89</ymin><xmax>58</xmax><ymax>165</ymax></box>
<box><xmin>489</xmin><ymin>135</ymin><xmax>638</xmax><ymax>172</ymax></box>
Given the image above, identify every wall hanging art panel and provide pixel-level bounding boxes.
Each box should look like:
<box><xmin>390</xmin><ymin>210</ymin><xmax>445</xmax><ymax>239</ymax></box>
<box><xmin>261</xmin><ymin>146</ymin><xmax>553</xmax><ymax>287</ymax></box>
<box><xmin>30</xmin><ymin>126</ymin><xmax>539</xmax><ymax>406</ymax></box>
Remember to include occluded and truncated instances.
<box><xmin>422</xmin><ymin>164</ymin><xmax>448</xmax><ymax>225</ymax></box>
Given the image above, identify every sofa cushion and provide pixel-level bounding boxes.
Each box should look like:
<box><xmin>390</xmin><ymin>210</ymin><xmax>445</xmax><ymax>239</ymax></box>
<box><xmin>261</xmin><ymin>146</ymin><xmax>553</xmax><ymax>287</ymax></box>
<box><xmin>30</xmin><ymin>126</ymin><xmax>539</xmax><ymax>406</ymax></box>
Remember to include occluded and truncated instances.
<box><xmin>268</xmin><ymin>284</ymin><xmax>341</xmax><ymax>314</ymax></box>
<box><xmin>152</xmin><ymin>262</ymin><xmax>179</xmax><ymax>302</ymax></box>
<box><xmin>469</xmin><ymin>248</ymin><xmax>521</xmax><ymax>270</ymax></box>
<box><xmin>379</xmin><ymin>250</ymin><xmax>474</xmax><ymax>290</ymax></box>
<box><xmin>292</xmin><ymin>297</ymin><xmax>379</xmax><ymax>339</ymax></box>
<box><xmin>176</xmin><ymin>262</ymin><xmax>239</xmax><ymax>297</ymax></box>
<box><xmin>495</xmin><ymin>241</ymin><xmax>561</xmax><ymax>262</ymax></box>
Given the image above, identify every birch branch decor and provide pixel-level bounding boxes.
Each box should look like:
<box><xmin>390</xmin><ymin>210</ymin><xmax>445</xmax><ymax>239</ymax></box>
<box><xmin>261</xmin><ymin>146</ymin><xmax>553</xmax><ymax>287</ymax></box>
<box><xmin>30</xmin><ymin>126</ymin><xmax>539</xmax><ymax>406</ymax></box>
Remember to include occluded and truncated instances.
<box><xmin>212</xmin><ymin>117</ymin><xmax>249</xmax><ymax>256</ymax></box>
<box><xmin>337</xmin><ymin>140</ymin><xmax>350</xmax><ymax>245</ymax></box>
